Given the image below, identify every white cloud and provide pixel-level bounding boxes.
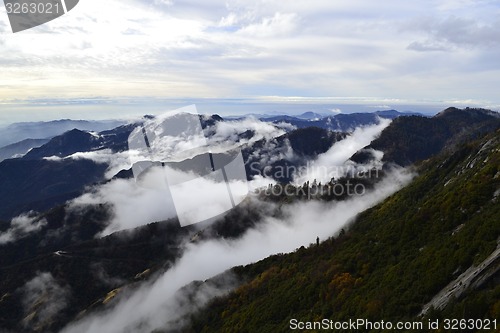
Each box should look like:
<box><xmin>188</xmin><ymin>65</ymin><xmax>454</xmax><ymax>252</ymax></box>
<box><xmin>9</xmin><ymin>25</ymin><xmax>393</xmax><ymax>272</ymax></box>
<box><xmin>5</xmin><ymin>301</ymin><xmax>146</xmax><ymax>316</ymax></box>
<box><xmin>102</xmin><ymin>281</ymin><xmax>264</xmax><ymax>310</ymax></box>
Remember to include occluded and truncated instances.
<box><xmin>0</xmin><ymin>212</ymin><xmax>47</xmax><ymax>244</ymax></box>
<box><xmin>407</xmin><ymin>41</ymin><xmax>450</xmax><ymax>52</ymax></box>
<box><xmin>209</xmin><ymin>116</ymin><xmax>289</xmax><ymax>146</ymax></box>
<box><xmin>61</xmin><ymin>167</ymin><xmax>414</xmax><ymax>333</ymax></box>
<box><xmin>69</xmin><ymin>177</ymin><xmax>177</xmax><ymax>236</ymax></box>
<box><xmin>154</xmin><ymin>0</ymin><xmax>174</xmax><ymax>6</ymax></box>
<box><xmin>19</xmin><ymin>272</ymin><xmax>71</xmax><ymax>329</ymax></box>
<box><xmin>0</xmin><ymin>0</ymin><xmax>499</xmax><ymax>105</ymax></box>
<box><xmin>46</xmin><ymin>149</ymin><xmax>134</xmax><ymax>179</ymax></box>
<box><xmin>68</xmin><ymin>162</ymin><xmax>269</xmax><ymax>235</ymax></box>
<box><xmin>237</xmin><ymin>12</ymin><xmax>298</xmax><ymax>37</ymax></box>
<box><xmin>405</xmin><ymin>16</ymin><xmax>500</xmax><ymax>51</ymax></box>
<box><xmin>294</xmin><ymin>118</ymin><xmax>391</xmax><ymax>184</ymax></box>
<box><xmin>60</xmin><ymin>117</ymin><xmax>413</xmax><ymax>332</ymax></box>
<box><xmin>66</xmin><ymin>114</ymin><xmax>289</xmax><ymax>234</ymax></box>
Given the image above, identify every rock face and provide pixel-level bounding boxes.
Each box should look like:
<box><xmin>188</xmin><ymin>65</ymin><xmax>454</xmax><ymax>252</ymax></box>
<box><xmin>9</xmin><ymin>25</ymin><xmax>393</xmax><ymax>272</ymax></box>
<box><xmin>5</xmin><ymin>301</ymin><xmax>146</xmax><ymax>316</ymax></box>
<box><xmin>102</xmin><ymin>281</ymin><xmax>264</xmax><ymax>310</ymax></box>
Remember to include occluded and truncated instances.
<box><xmin>420</xmin><ymin>242</ymin><xmax>500</xmax><ymax>315</ymax></box>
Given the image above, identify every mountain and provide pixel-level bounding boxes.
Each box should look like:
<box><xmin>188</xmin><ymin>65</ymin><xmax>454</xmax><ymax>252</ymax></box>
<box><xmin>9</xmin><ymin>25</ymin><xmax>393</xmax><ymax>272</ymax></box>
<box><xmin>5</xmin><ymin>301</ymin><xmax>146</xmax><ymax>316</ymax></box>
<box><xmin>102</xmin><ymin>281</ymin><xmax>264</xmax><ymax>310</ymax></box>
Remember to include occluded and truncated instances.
<box><xmin>0</xmin><ymin>123</ymin><xmax>139</xmax><ymax>220</ymax></box>
<box><xmin>183</xmin><ymin>128</ymin><xmax>500</xmax><ymax>333</ymax></box>
<box><xmin>0</xmin><ymin>119</ymin><xmax>126</xmax><ymax>148</ymax></box>
<box><xmin>295</xmin><ymin>111</ymin><xmax>324</xmax><ymax>120</ymax></box>
<box><xmin>351</xmin><ymin>107</ymin><xmax>500</xmax><ymax>166</ymax></box>
<box><xmin>259</xmin><ymin>110</ymin><xmax>424</xmax><ymax>132</ymax></box>
<box><xmin>23</xmin><ymin>123</ymin><xmax>138</xmax><ymax>160</ymax></box>
<box><xmin>243</xmin><ymin>127</ymin><xmax>346</xmax><ymax>182</ymax></box>
<box><xmin>0</xmin><ymin>158</ymin><xmax>108</xmax><ymax>220</ymax></box>
<box><xmin>1</xmin><ymin>108</ymin><xmax>495</xmax><ymax>221</ymax></box>
<box><xmin>374</xmin><ymin>109</ymin><xmax>422</xmax><ymax>118</ymax></box>
<box><xmin>0</xmin><ymin>138</ymin><xmax>49</xmax><ymax>162</ymax></box>
<box><xmin>0</xmin><ymin>117</ymin><xmax>341</xmax><ymax>220</ymax></box>
<box><xmin>22</xmin><ymin>129</ymin><xmax>105</xmax><ymax>160</ymax></box>
<box><xmin>0</xmin><ymin>196</ymin><xmax>277</xmax><ymax>332</ymax></box>
<box><xmin>0</xmin><ymin>108</ymin><xmax>498</xmax><ymax>332</ymax></box>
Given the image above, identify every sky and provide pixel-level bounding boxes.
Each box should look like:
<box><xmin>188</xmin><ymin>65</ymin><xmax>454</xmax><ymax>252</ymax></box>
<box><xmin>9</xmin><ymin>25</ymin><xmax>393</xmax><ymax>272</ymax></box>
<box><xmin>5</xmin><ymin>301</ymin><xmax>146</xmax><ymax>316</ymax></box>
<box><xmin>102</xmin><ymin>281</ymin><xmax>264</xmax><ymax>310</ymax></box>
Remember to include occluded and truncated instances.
<box><xmin>0</xmin><ymin>0</ymin><xmax>500</xmax><ymax>122</ymax></box>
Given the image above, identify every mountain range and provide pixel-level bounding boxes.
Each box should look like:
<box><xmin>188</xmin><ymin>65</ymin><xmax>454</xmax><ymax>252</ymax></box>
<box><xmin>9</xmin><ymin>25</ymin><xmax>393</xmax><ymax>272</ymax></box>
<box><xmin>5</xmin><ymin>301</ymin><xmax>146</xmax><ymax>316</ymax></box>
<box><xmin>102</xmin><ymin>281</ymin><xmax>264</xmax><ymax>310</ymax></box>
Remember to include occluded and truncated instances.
<box><xmin>185</xmin><ymin>124</ymin><xmax>500</xmax><ymax>333</ymax></box>
<box><xmin>0</xmin><ymin>107</ymin><xmax>499</xmax><ymax>333</ymax></box>
<box><xmin>0</xmin><ymin>110</ymin><xmax>409</xmax><ymax>220</ymax></box>
<box><xmin>257</xmin><ymin>109</ymin><xmax>423</xmax><ymax>132</ymax></box>
<box><xmin>0</xmin><ymin>119</ymin><xmax>126</xmax><ymax>148</ymax></box>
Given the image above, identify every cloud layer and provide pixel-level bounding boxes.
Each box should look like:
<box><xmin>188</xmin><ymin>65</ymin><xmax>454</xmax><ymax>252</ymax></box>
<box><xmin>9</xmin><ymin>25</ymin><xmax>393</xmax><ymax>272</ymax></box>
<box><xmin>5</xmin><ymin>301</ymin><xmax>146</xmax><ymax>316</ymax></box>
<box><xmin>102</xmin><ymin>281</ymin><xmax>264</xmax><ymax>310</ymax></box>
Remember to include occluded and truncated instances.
<box><xmin>19</xmin><ymin>272</ymin><xmax>71</xmax><ymax>330</ymax></box>
<box><xmin>69</xmin><ymin>115</ymin><xmax>283</xmax><ymax>234</ymax></box>
<box><xmin>294</xmin><ymin>118</ymin><xmax>391</xmax><ymax>184</ymax></box>
<box><xmin>62</xmin><ymin>167</ymin><xmax>414</xmax><ymax>333</ymax></box>
<box><xmin>0</xmin><ymin>212</ymin><xmax>47</xmax><ymax>244</ymax></box>
<box><xmin>0</xmin><ymin>0</ymin><xmax>499</xmax><ymax>106</ymax></box>
<box><xmin>61</xmin><ymin>118</ymin><xmax>414</xmax><ymax>333</ymax></box>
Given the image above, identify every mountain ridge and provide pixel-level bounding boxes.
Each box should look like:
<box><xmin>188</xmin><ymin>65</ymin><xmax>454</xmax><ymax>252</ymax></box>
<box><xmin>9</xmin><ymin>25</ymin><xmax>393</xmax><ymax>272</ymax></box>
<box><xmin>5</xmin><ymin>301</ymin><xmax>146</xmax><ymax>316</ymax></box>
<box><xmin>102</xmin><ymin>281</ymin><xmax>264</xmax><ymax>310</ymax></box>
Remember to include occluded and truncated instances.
<box><xmin>183</xmin><ymin>128</ymin><xmax>500</xmax><ymax>333</ymax></box>
<box><xmin>0</xmin><ymin>107</ymin><xmax>498</xmax><ymax>332</ymax></box>
<box><xmin>351</xmin><ymin>107</ymin><xmax>500</xmax><ymax>166</ymax></box>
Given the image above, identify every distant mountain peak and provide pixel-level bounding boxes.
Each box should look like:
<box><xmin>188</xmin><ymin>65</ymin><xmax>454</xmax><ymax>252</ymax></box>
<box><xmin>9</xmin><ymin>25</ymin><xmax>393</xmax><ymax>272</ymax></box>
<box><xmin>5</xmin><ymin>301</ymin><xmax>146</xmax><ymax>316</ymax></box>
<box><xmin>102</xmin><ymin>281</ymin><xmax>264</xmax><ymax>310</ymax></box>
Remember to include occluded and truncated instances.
<box><xmin>23</xmin><ymin>128</ymin><xmax>103</xmax><ymax>160</ymax></box>
<box><xmin>296</xmin><ymin>111</ymin><xmax>324</xmax><ymax>120</ymax></box>
<box><xmin>436</xmin><ymin>107</ymin><xmax>500</xmax><ymax>119</ymax></box>
<box><xmin>375</xmin><ymin>109</ymin><xmax>400</xmax><ymax>116</ymax></box>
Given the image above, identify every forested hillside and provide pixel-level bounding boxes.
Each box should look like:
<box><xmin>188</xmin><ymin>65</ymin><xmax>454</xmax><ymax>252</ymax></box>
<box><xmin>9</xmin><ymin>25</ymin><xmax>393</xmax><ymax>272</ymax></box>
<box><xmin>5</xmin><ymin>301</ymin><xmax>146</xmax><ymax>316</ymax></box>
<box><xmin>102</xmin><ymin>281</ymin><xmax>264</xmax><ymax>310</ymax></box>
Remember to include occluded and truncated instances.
<box><xmin>351</xmin><ymin>107</ymin><xmax>500</xmax><ymax>166</ymax></box>
<box><xmin>184</xmin><ymin>129</ymin><xmax>500</xmax><ymax>333</ymax></box>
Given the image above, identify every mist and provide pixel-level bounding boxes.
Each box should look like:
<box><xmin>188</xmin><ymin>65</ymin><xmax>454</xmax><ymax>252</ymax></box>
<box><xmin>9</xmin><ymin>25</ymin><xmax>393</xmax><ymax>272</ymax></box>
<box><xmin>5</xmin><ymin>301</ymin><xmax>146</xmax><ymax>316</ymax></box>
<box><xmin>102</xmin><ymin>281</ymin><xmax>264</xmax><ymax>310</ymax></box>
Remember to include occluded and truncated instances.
<box><xmin>61</xmin><ymin>167</ymin><xmax>413</xmax><ymax>333</ymax></box>
<box><xmin>294</xmin><ymin>117</ymin><xmax>391</xmax><ymax>184</ymax></box>
<box><xmin>68</xmin><ymin>114</ymin><xmax>288</xmax><ymax>235</ymax></box>
<box><xmin>0</xmin><ymin>119</ymin><xmax>125</xmax><ymax>148</ymax></box>
<box><xmin>67</xmin><ymin>117</ymin><xmax>390</xmax><ymax>236</ymax></box>
<box><xmin>58</xmin><ymin>119</ymin><xmax>412</xmax><ymax>332</ymax></box>
<box><xmin>0</xmin><ymin>212</ymin><xmax>47</xmax><ymax>245</ymax></box>
<box><xmin>19</xmin><ymin>272</ymin><xmax>71</xmax><ymax>330</ymax></box>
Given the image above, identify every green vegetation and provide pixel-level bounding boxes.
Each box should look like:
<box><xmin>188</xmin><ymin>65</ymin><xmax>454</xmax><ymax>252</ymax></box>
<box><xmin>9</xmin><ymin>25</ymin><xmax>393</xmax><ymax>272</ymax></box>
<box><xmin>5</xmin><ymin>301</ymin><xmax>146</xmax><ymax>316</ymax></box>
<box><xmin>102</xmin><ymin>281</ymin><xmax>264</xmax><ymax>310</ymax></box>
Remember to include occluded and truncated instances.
<box><xmin>185</xmin><ymin>130</ymin><xmax>500</xmax><ymax>333</ymax></box>
<box><xmin>352</xmin><ymin>107</ymin><xmax>500</xmax><ymax>166</ymax></box>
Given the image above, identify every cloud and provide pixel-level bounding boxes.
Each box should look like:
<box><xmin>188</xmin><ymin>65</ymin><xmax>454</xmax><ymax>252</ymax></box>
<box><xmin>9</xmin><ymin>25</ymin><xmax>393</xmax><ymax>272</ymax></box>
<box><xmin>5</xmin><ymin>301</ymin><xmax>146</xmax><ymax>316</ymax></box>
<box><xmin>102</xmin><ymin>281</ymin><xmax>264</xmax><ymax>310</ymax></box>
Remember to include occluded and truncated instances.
<box><xmin>209</xmin><ymin>116</ymin><xmax>291</xmax><ymax>147</ymax></box>
<box><xmin>247</xmin><ymin>136</ymin><xmax>295</xmax><ymax>168</ymax></box>
<box><xmin>45</xmin><ymin>149</ymin><xmax>134</xmax><ymax>179</ymax></box>
<box><xmin>405</xmin><ymin>16</ymin><xmax>500</xmax><ymax>51</ymax></box>
<box><xmin>61</xmin><ymin>166</ymin><xmax>414</xmax><ymax>333</ymax></box>
<box><xmin>434</xmin><ymin>0</ymin><xmax>498</xmax><ymax>12</ymax></box>
<box><xmin>69</xmin><ymin>177</ymin><xmax>177</xmax><ymax>236</ymax></box>
<box><xmin>0</xmin><ymin>212</ymin><xmax>47</xmax><ymax>245</ymax></box>
<box><xmin>407</xmin><ymin>41</ymin><xmax>450</xmax><ymax>52</ymax></box>
<box><xmin>237</xmin><ymin>12</ymin><xmax>299</xmax><ymax>37</ymax></box>
<box><xmin>69</xmin><ymin>162</ymin><xmax>270</xmax><ymax>236</ymax></box>
<box><xmin>19</xmin><ymin>272</ymin><xmax>71</xmax><ymax>330</ymax></box>
<box><xmin>154</xmin><ymin>0</ymin><xmax>174</xmax><ymax>6</ymax></box>
<box><xmin>1</xmin><ymin>0</ymin><xmax>500</xmax><ymax>105</ymax></box>
<box><xmin>67</xmin><ymin>114</ymin><xmax>289</xmax><ymax>234</ymax></box>
<box><xmin>61</xmin><ymin>118</ymin><xmax>414</xmax><ymax>333</ymax></box>
<box><xmin>90</xmin><ymin>262</ymin><xmax>127</xmax><ymax>288</ymax></box>
<box><xmin>294</xmin><ymin>118</ymin><xmax>391</xmax><ymax>184</ymax></box>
